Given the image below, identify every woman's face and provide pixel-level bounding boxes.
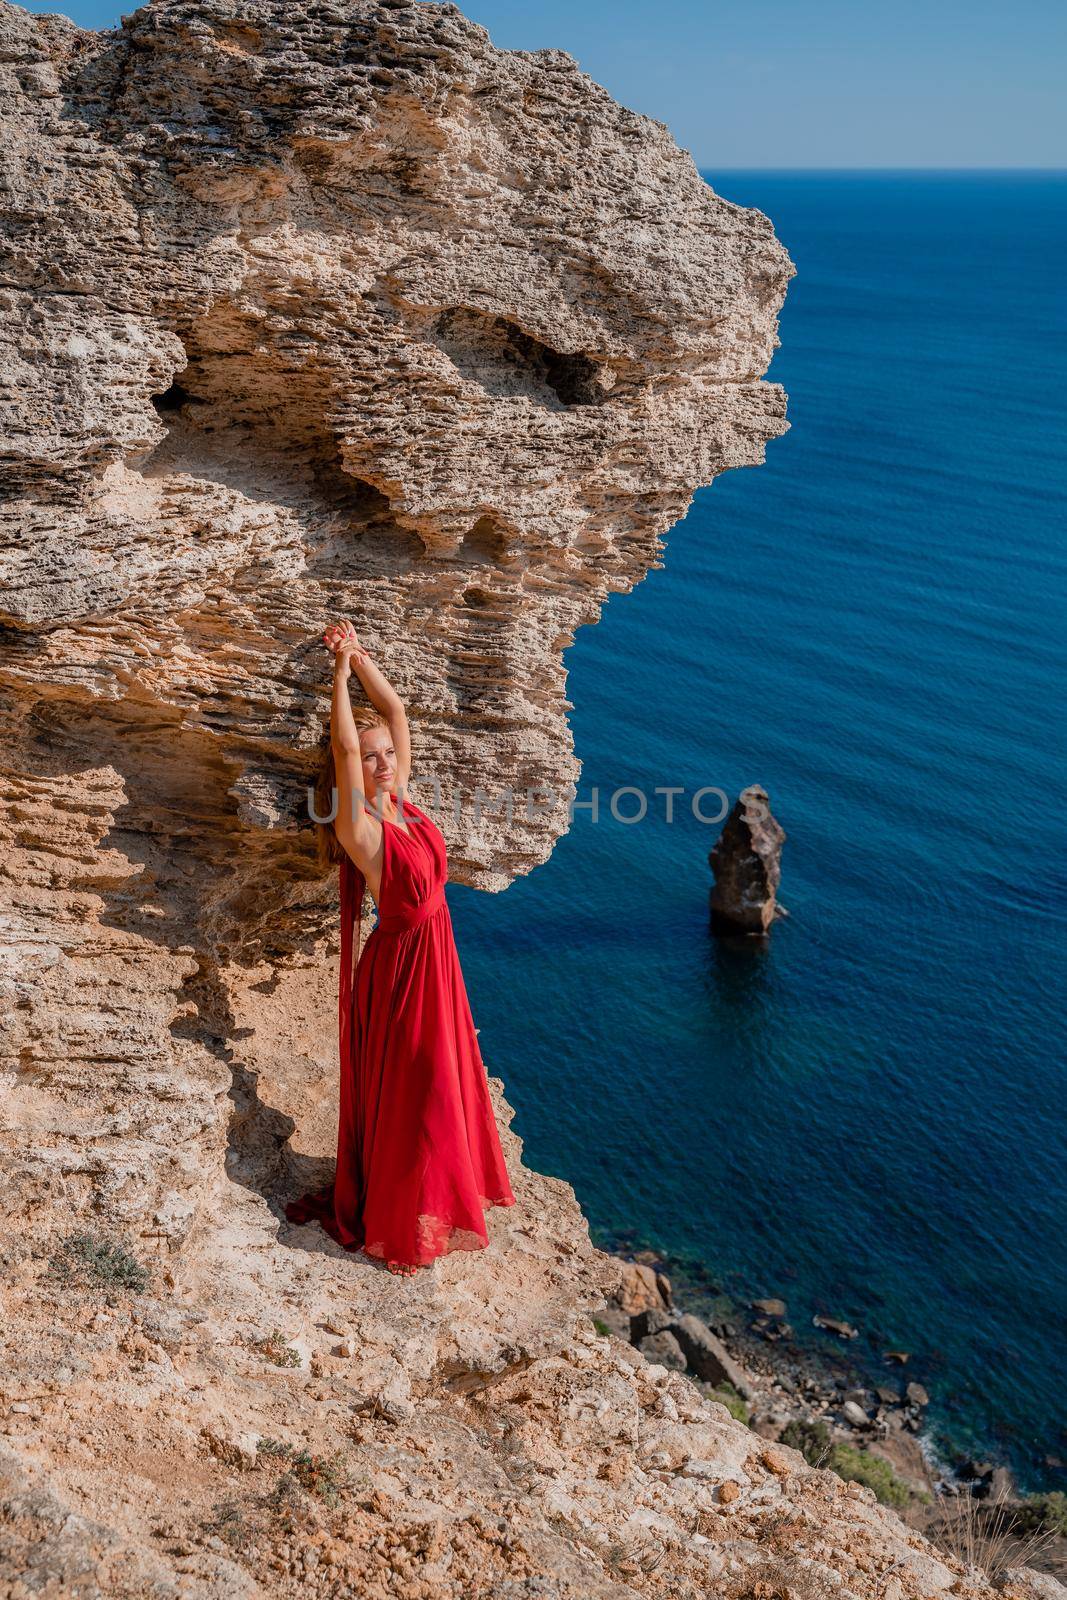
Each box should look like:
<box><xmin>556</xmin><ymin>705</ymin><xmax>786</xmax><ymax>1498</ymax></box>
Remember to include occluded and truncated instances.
<box><xmin>359</xmin><ymin>726</ymin><xmax>396</xmax><ymax>800</ymax></box>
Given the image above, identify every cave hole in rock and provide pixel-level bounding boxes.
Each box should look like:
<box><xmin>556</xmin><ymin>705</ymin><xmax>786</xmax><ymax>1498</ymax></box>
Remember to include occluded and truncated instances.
<box><xmin>148</xmin><ymin>333</ymin><xmax>429</xmax><ymax>561</ymax></box>
<box><xmin>461</xmin><ymin>585</ymin><xmax>497</xmax><ymax>609</ymax></box>
<box><xmin>151</xmin><ymin>380</ymin><xmax>207</xmax><ymax>417</ymax></box>
<box><xmin>459</xmin><ymin>515</ymin><xmax>510</xmax><ymax>565</ymax></box>
<box><xmin>149</xmin><ymin>357</ymin><xmax>343</xmax><ymax>470</ymax></box>
<box><xmin>432</xmin><ymin>308</ymin><xmax>607</xmax><ymax>407</ymax></box>
<box><xmin>146</xmin><ymin>301</ymin><xmax>366</xmax><ymax>486</ymax></box>
<box><xmin>312</xmin><ymin>466</ymin><xmax>395</xmax><ymax>523</ymax></box>
<box><xmin>145</xmin><ymin>312</ymin><xmax>410</xmax><ymax>541</ymax></box>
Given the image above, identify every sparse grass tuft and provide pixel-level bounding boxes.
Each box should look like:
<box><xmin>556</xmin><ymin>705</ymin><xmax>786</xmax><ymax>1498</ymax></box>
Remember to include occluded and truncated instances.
<box><xmin>256</xmin><ymin>1330</ymin><xmax>301</xmax><ymax>1368</ymax></box>
<box><xmin>199</xmin><ymin>1498</ymin><xmax>252</xmax><ymax>1554</ymax></box>
<box><xmin>49</xmin><ymin>1231</ymin><xmax>150</xmax><ymax>1297</ymax></box>
<box><xmin>271</xmin><ymin>1448</ymin><xmax>350</xmax><ymax>1510</ymax></box>
<box><xmin>722</xmin><ymin>1553</ymin><xmax>841</xmax><ymax>1600</ymax></box>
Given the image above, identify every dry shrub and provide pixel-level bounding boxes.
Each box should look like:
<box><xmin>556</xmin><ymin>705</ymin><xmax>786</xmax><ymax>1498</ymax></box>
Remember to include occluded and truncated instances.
<box><xmin>910</xmin><ymin>1488</ymin><xmax>1065</xmax><ymax>1584</ymax></box>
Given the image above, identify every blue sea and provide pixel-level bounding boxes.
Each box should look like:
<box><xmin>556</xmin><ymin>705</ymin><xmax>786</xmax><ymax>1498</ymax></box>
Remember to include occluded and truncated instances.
<box><xmin>449</xmin><ymin>172</ymin><xmax>1067</xmax><ymax>1493</ymax></box>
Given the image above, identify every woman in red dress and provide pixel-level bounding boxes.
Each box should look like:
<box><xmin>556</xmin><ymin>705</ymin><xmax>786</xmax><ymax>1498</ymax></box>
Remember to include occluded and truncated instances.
<box><xmin>286</xmin><ymin>620</ymin><xmax>516</xmax><ymax>1276</ymax></box>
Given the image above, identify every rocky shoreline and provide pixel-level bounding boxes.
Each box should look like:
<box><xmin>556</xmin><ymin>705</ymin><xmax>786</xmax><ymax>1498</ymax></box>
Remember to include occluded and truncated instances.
<box><xmin>598</xmin><ymin>1246</ymin><xmax>1066</xmax><ymax>1577</ymax></box>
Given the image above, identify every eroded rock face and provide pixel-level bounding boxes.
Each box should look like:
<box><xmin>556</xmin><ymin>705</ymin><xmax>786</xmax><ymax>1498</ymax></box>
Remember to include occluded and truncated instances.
<box><xmin>2</xmin><ymin>0</ymin><xmax>792</xmax><ymax>912</ymax></box>
<box><xmin>0</xmin><ymin>0</ymin><xmax>793</xmax><ymax>1228</ymax></box>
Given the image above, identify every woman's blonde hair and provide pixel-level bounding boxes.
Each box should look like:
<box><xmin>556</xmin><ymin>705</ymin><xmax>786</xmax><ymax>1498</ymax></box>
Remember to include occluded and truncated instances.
<box><xmin>313</xmin><ymin>706</ymin><xmax>390</xmax><ymax>870</ymax></box>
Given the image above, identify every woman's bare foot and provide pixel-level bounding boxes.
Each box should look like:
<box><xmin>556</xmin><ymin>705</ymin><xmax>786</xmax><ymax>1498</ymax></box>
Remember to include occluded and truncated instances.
<box><xmin>386</xmin><ymin>1259</ymin><xmax>417</xmax><ymax>1277</ymax></box>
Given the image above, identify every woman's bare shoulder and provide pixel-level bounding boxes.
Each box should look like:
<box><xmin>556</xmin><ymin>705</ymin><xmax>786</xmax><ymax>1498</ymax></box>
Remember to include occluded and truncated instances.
<box><xmin>335</xmin><ymin>806</ymin><xmax>383</xmax><ymax>876</ymax></box>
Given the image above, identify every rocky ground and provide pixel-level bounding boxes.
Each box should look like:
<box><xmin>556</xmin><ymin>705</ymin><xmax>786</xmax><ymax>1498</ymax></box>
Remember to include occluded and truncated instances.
<box><xmin>2</xmin><ymin>1076</ymin><xmax>1065</xmax><ymax>1599</ymax></box>
<box><xmin>599</xmin><ymin>1252</ymin><xmax>1067</xmax><ymax>1589</ymax></box>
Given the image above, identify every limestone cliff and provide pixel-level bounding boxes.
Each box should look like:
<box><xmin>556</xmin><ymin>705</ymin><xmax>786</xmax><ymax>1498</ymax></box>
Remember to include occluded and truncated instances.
<box><xmin>1</xmin><ymin>2</ymin><xmax>1057</xmax><ymax>1597</ymax></box>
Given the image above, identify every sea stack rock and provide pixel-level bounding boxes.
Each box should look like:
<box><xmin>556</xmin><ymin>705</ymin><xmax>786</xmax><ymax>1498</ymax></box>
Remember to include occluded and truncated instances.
<box><xmin>709</xmin><ymin>785</ymin><xmax>787</xmax><ymax>935</ymax></box>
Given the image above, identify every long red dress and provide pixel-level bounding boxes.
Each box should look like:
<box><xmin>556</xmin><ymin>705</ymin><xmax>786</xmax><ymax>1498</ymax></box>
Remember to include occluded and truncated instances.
<box><xmin>285</xmin><ymin>790</ymin><xmax>516</xmax><ymax>1267</ymax></box>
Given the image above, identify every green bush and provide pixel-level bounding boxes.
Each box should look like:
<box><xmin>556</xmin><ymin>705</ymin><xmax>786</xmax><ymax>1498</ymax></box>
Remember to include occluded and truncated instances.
<box><xmin>828</xmin><ymin>1444</ymin><xmax>912</xmax><ymax>1509</ymax></box>
<box><xmin>780</xmin><ymin>1418</ymin><xmax>832</xmax><ymax>1468</ymax></box>
<box><xmin>1014</xmin><ymin>1491</ymin><xmax>1067</xmax><ymax>1537</ymax></box>
<box><xmin>710</xmin><ymin>1382</ymin><xmax>751</xmax><ymax>1425</ymax></box>
<box><xmin>256</xmin><ymin>1437</ymin><xmax>293</xmax><ymax>1460</ymax></box>
<box><xmin>778</xmin><ymin>1421</ymin><xmax>921</xmax><ymax>1509</ymax></box>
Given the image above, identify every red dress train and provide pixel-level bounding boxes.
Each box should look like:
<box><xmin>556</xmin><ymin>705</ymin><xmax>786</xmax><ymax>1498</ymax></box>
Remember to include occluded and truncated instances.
<box><xmin>285</xmin><ymin>791</ymin><xmax>516</xmax><ymax>1267</ymax></box>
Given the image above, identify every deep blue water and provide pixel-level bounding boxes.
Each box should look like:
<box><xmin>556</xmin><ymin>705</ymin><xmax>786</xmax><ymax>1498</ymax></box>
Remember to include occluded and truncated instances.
<box><xmin>449</xmin><ymin>173</ymin><xmax>1067</xmax><ymax>1493</ymax></box>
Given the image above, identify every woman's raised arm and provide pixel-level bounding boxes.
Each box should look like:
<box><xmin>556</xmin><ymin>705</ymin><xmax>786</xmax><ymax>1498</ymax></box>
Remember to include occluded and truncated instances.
<box><xmin>325</xmin><ymin>621</ymin><xmax>413</xmax><ymax>837</ymax></box>
<box><xmin>329</xmin><ymin>623</ymin><xmax>412</xmax><ymax>797</ymax></box>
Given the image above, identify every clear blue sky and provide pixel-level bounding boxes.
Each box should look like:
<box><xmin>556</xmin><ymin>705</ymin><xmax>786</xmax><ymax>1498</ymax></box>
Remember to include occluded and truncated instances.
<box><xmin>21</xmin><ymin>0</ymin><xmax>1067</xmax><ymax>167</ymax></box>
